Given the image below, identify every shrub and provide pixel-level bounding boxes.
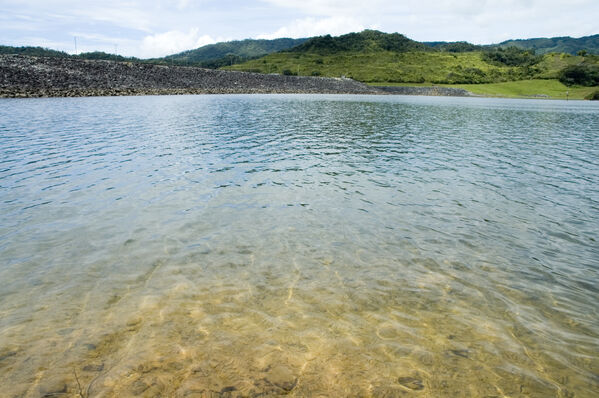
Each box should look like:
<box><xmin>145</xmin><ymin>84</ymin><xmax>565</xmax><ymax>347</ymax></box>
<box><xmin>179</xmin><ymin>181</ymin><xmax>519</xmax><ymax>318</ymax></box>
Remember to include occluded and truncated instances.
<box><xmin>282</xmin><ymin>69</ymin><xmax>295</xmax><ymax>76</ymax></box>
<box><xmin>483</xmin><ymin>47</ymin><xmax>541</xmax><ymax>67</ymax></box>
<box><xmin>438</xmin><ymin>42</ymin><xmax>484</xmax><ymax>53</ymax></box>
<box><xmin>559</xmin><ymin>64</ymin><xmax>599</xmax><ymax>86</ymax></box>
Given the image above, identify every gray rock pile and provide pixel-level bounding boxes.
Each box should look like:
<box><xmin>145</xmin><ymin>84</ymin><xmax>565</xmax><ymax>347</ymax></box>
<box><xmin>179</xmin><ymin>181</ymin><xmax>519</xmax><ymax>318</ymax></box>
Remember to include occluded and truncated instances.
<box><xmin>0</xmin><ymin>55</ymin><xmax>383</xmax><ymax>97</ymax></box>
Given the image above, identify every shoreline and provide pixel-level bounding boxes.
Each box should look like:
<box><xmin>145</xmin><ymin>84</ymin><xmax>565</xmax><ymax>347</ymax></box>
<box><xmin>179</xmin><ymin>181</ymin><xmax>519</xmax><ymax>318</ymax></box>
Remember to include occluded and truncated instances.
<box><xmin>3</xmin><ymin>55</ymin><xmax>593</xmax><ymax>100</ymax></box>
<box><xmin>368</xmin><ymin>80</ymin><xmax>597</xmax><ymax>100</ymax></box>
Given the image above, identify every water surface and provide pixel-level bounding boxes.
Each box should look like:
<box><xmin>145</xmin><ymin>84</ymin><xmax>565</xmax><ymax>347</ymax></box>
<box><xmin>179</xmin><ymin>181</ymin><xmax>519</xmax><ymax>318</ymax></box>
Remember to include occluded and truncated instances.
<box><xmin>1</xmin><ymin>94</ymin><xmax>598</xmax><ymax>397</ymax></box>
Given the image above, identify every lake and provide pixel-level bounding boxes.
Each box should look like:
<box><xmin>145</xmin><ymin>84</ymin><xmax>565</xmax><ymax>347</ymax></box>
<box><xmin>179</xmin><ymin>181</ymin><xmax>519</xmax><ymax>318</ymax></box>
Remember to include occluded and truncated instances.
<box><xmin>0</xmin><ymin>94</ymin><xmax>598</xmax><ymax>397</ymax></box>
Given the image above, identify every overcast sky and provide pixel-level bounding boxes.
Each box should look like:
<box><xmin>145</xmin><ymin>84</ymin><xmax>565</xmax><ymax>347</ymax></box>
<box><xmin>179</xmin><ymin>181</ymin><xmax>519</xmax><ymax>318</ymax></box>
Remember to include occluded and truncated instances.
<box><xmin>2</xmin><ymin>0</ymin><xmax>598</xmax><ymax>58</ymax></box>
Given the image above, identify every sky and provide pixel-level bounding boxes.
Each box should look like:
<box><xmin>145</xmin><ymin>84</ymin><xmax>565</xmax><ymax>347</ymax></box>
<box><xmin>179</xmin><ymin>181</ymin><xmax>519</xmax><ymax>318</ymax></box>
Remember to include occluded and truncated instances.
<box><xmin>1</xmin><ymin>0</ymin><xmax>598</xmax><ymax>58</ymax></box>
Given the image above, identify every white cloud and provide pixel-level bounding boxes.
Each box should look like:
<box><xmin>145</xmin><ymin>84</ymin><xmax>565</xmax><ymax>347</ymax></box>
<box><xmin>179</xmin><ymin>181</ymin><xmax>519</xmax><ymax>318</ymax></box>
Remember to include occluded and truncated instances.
<box><xmin>257</xmin><ymin>16</ymin><xmax>369</xmax><ymax>39</ymax></box>
<box><xmin>177</xmin><ymin>0</ymin><xmax>192</xmax><ymax>9</ymax></box>
<box><xmin>140</xmin><ymin>28</ymin><xmax>225</xmax><ymax>58</ymax></box>
<box><xmin>2</xmin><ymin>0</ymin><xmax>598</xmax><ymax>57</ymax></box>
<box><xmin>259</xmin><ymin>0</ymin><xmax>388</xmax><ymax>16</ymax></box>
<box><xmin>72</xmin><ymin>5</ymin><xmax>152</xmax><ymax>32</ymax></box>
<box><xmin>257</xmin><ymin>0</ymin><xmax>599</xmax><ymax>44</ymax></box>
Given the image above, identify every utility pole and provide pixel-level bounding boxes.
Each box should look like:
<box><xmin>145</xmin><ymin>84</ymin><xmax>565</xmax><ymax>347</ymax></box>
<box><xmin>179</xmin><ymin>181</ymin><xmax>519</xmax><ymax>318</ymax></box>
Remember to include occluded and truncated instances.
<box><xmin>74</xmin><ymin>36</ymin><xmax>77</xmax><ymax>55</ymax></box>
<box><xmin>114</xmin><ymin>44</ymin><xmax>118</xmax><ymax>55</ymax></box>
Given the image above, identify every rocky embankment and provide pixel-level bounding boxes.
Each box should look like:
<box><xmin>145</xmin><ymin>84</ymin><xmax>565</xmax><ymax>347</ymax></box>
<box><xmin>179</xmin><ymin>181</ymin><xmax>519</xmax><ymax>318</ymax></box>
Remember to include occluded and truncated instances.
<box><xmin>374</xmin><ymin>85</ymin><xmax>473</xmax><ymax>97</ymax></box>
<box><xmin>0</xmin><ymin>55</ymin><xmax>383</xmax><ymax>97</ymax></box>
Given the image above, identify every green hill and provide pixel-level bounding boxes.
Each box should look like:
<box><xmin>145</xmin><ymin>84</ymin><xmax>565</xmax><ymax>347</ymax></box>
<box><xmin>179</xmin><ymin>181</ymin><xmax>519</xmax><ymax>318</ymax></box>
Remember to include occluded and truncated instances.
<box><xmin>289</xmin><ymin>30</ymin><xmax>428</xmax><ymax>54</ymax></box>
<box><xmin>224</xmin><ymin>30</ymin><xmax>599</xmax><ymax>87</ymax></box>
<box><xmin>426</xmin><ymin>35</ymin><xmax>599</xmax><ymax>55</ymax></box>
<box><xmin>0</xmin><ymin>46</ymin><xmax>143</xmax><ymax>63</ymax></box>
<box><xmin>424</xmin><ymin>41</ymin><xmax>487</xmax><ymax>52</ymax></box>
<box><xmin>0</xmin><ymin>45</ymin><xmax>69</xmax><ymax>58</ymax></box>
<box><xmin>498</xmin><ymin>35</ymin><xmax>599</xmax><ymax>55</ymax></box>
<box><xmin>162</xmin><ymin>38</ymin><xmax>307</xmax><ymax>67</ymax></box>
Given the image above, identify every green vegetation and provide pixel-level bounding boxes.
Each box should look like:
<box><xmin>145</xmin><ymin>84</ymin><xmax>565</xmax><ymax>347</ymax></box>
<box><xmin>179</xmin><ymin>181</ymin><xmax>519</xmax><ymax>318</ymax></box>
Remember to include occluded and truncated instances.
<box><xmin>446</xmin><ymin>80</ymin><xmax>597</xmax><ymax>100</ymax></box>
<box><xmin>223</xmin><ymin>31</ymin><xmax>599</xmax><ymax>98</ymax></box>
<box><xmin>225</xmin><ymin>47</ymin><xmax>597</xmax><ymax>84</ymax></box>
<box><xmin>586</xmin><ymin>90</ymin><xmax>599</xmax><ymax>100</ymax></box>
<box><xmin>227</xmin><ymin>50</ymin><xmax>517</xmax><ymax>83</ymax></box>
<box><xmin>75</xmin><ymin>51</ymin><xmax>139</xmax><ymax>62</ymax></box>
<box><xmin>498</xmin><ymin>34</ymin><xmax>599</xmax><ymax>55</ymax></box>
<box><xmin>0</xmin><ymin>46</ymin><xmax>144</xmax><ymax>63</ymax></box>
<box><xmin>482</xmin><ymin>47</ymin><xmax>541</xmax><ymax>67</ymax></box>
<box><xmin>289</xmin><ymin>30</ymin><xmax>428</xmax><ymax>54</ymax></box>
<box><xmin>424</xmin><ymin>41</ymin><xmax>486</xmax><ymax>52</ymax></box>
<box><xmin>558</xmin><ymin>63</ymin><xmax>599</xmax><ymax>86</ymax></box>
<box><xmin>0</xmin><ymin>38</ymin><xmax>308</xmax><ymax>69</ymax></box>
<box><xmin>0</xmin><ymin>45</ymin><xmax>68</xmax><ymax>57</ymax></box>
<box><xmin>162</xmin><ymin>38</ymin><xmax>307</xmax><ymax>68</ymax></box>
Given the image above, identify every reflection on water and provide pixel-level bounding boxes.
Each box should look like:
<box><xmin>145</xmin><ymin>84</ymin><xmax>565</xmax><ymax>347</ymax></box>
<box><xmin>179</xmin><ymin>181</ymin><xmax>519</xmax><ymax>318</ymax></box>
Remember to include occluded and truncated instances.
<box><xmin>0</xmin><ymin>94</ymin><xmax>598</xmax><ymax>397</ymax></box>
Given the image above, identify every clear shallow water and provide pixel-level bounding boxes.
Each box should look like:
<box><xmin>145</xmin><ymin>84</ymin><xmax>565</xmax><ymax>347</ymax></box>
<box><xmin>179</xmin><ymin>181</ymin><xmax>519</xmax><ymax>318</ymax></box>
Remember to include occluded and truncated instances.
<box><xmin>0</xmin><ymin>94</ymin><xmax>598</xmax><ymax>397</ymax></box>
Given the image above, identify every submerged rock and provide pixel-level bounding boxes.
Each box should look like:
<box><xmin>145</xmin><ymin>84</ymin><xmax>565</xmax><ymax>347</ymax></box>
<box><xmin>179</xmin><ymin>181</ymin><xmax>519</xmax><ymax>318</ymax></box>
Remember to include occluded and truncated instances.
<box><xmin>0</xmin><ymin>350</ymin><xmax>17</xmax><ymax>362</ymax></box>
<box><xmin>130</xmin><ymin>379</ymin><xmax>150</xmax><ymax>395</ymax></box>
<box><xmin>448</xmin><ymin>349</ymin><xmax>470</xmax><ymax>358</ymax></box>
<box><xmin>38</xmin><ymin>378</ymin><xmax>68</xmax><ymax>397</ymax></box>
<box><xmin>82</xmin><ymin>363</ymin><xmax>104</xmax><ymax>372</ymax></box>
<box><xmin>398</xmin><ymin>376</ymin><xmax>425</xmax><ymax>391</ymax></box>
<box><xmin>266</xmin><ymin>364</ymin><xmax>298</xmax><ymax>392</ymax></box>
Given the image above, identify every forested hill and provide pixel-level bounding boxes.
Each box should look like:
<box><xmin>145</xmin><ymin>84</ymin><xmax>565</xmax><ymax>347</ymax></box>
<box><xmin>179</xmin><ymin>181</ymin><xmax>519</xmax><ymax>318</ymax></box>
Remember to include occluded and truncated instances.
<box><xmin>290</xmin><ymin>30</ymin><xmax>428</xmax><ymax>54</ymax></box>
<box><xmin>0</xmin><ymin>45</ymin><xmax>69</xmax><ymax>58</ymax></box>
<box><xmin>2</xmin><ymin>32</ymin><xmax>598</xmax><ymax>68</ymax></box>
<box><xmin>162</xmin><ymin>38</ymin><xmax>307</xmax><ymax>67</ymax></box>
<box><xmin>497</xmin><ymin>35</ymin><xmax>599</xmax><ymax>55</ymax></box>
<box><xmin>0</xmin><ymin>46</ymin><xmax>143</xmax><ymax>63</ymax></box>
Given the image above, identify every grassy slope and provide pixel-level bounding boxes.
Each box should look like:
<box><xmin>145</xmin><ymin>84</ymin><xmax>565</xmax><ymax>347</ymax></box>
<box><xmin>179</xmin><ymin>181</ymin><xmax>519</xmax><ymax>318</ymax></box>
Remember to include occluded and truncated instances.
<box><xmin>226</xmin><ymin>51</ymin><xmax>598</xmax><ymax>98</ymax></box>
<box><xmin>225</xmin><ymin>51</ymin><xmax>595</xmax><ymax>82</ymax></box>
<box><xmin>224</xmin><ymin>51</ymin><xmax>518</xmax><ymax>83</ymax></box>
<box><xmin>453</xmin><ymin>80</ymin><xmax>597</xmax><ymax>99</ymax></box>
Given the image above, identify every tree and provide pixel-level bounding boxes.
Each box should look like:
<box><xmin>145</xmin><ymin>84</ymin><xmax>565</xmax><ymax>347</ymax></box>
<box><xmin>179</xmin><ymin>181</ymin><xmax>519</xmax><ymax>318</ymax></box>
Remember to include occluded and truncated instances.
<box><xmin>558</xmin><ymin>64</ymin><xmax>599</xmax><ymax>86</ymax></box>
<box><xmin>482</xmin><ymin>47</ymin><xmax>541</xmax><ymax>67</ymax></box>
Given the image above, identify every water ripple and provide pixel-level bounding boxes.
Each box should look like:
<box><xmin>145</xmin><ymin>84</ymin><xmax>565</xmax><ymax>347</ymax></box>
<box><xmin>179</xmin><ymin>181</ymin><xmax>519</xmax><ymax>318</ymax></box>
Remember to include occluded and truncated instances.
<box><xmin>0</xmin><ymin>95</ymin><xmax>598</xmax><ymax>397</ymax></box>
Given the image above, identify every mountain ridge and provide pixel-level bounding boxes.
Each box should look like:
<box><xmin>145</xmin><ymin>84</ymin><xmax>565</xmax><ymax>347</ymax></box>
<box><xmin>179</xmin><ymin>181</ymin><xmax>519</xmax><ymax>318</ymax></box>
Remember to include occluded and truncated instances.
<box><xmin>1</xmin><ymin>32</ymin><xmax>597</xmax><ymax>65</ymax></box>
<box><xmin>497</xmin><ymin>34</ymin><xmax>599</xmax><ymax>55</ymax></box>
